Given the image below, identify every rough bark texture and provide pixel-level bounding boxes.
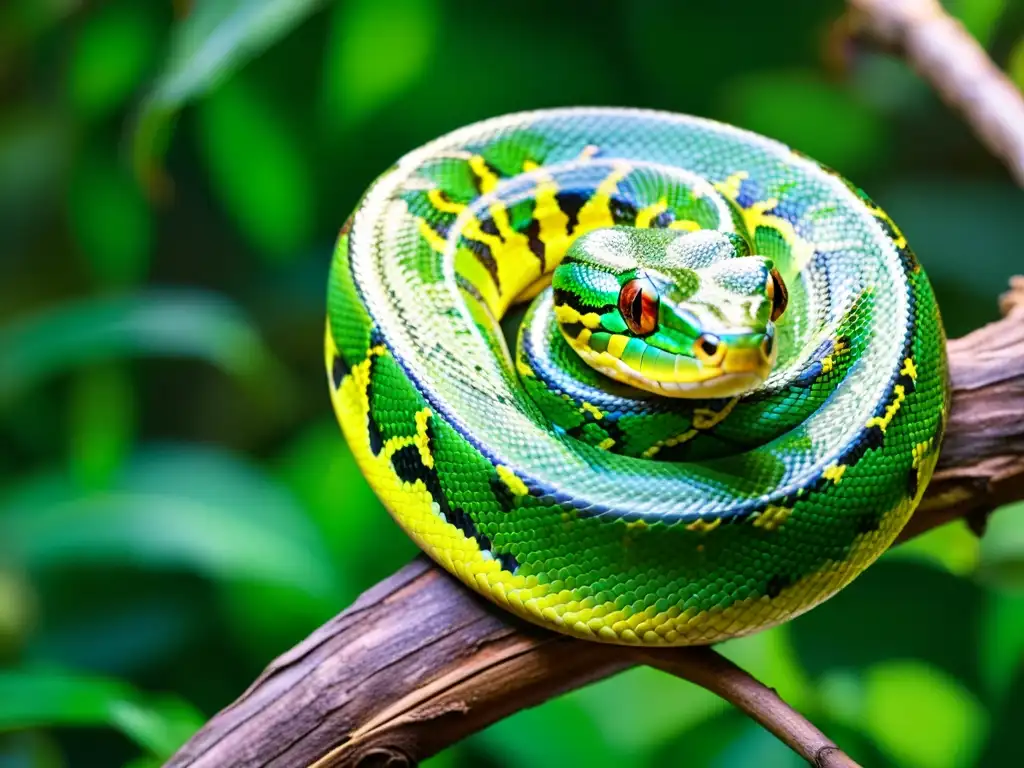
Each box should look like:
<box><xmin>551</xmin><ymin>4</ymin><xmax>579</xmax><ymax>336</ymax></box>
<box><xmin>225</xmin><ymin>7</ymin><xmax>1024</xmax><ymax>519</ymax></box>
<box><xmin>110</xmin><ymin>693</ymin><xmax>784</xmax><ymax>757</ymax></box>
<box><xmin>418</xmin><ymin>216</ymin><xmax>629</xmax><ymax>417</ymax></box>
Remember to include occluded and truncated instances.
<box><xmin>166</xmin><ymin>280</ymin><xmax>1024</xmax><ymax>768</ymax></box>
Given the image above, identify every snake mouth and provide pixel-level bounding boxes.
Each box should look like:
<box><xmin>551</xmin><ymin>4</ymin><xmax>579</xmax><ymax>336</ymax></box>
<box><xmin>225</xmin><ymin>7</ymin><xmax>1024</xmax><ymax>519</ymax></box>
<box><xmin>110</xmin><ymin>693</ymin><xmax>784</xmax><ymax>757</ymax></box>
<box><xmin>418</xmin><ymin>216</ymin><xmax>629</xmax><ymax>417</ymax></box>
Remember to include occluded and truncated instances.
<box><xmin>578</xmin><ymin>344</ymin><xmax>772</xmax><ymax>399</ymax></box>
<box><xmin>577</xmin><ymin>329</ymin><xmax>774</xmax><ymax>399</ymax></box>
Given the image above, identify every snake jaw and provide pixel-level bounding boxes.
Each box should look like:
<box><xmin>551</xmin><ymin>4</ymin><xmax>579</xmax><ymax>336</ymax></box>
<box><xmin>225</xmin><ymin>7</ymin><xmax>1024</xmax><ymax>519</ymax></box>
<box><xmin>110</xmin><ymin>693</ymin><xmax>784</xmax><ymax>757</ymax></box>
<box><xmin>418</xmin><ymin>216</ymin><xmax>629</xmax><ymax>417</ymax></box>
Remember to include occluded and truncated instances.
<box><xmin>569</xmin><ymin>328</ymin><xmax>775</xmax><ymax>399</ymax></box>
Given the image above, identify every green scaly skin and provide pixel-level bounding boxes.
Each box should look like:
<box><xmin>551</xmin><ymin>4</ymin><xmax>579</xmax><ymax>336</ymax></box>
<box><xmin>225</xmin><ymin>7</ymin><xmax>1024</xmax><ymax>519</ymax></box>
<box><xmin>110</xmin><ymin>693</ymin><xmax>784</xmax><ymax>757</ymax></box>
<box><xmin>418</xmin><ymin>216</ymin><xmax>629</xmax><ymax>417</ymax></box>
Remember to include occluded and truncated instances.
<box><xmin>325</xmin><ymin>108</ymin><xmax>949</xmax><ymax>646</ymax></box>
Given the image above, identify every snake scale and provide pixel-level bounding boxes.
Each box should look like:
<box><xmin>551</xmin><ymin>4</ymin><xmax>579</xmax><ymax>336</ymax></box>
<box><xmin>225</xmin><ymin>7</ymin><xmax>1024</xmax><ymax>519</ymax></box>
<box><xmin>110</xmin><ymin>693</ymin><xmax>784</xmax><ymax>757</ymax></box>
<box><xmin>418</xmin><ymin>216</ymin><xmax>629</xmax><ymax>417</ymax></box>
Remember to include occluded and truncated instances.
<box><xmin>325</xmin><ymin>108</ymin><xmax>949</xmax><ymax>646</ymax></box>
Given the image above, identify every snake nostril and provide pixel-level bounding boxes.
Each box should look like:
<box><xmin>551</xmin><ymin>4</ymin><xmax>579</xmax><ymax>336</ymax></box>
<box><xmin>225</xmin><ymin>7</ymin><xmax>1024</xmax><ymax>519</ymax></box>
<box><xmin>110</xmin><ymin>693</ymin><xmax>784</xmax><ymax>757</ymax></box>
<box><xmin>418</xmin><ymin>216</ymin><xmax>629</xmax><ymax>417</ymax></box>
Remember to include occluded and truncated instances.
<box><xmin>762</xmin><ymin>332</ymin><xmax>775</xmax><ymax>360</ymax></box>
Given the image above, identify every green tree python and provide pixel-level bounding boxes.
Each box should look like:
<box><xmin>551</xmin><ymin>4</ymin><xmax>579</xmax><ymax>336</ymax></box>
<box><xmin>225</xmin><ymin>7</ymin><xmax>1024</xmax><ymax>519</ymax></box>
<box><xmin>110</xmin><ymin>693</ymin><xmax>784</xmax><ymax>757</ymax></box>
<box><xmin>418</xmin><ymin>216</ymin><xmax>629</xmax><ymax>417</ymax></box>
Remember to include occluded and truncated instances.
<box><xmin>325</xmin><ymin>108</ymin><xmax>949</xmax><ymax>646</ymax></box>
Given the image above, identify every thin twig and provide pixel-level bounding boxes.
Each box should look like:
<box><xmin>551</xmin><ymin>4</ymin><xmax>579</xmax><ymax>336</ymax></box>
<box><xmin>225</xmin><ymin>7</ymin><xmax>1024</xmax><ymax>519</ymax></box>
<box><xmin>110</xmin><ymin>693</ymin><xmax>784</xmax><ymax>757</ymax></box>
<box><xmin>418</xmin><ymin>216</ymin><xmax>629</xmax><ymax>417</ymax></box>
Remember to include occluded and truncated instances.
<box><xmin>847</xmin><ymin>0</ymin><xmax>1024</xmax><ymax>185</ymax></box>
<box><xmin>636</xmin><ymin>647</ymin><xmax>861</xmax><ymax>767</ymax></box>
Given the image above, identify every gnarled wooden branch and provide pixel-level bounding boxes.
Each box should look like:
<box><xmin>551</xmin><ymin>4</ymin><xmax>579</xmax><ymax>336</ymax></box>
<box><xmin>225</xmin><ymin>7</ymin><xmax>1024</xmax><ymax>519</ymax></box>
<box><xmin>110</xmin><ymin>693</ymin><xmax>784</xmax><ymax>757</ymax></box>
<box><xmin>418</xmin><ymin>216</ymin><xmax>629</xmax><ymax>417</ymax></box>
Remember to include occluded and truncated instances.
<box><xmin>167</xmin><ymin>280</ymin><xmax>1024</xmax><ymax>768</ymax></box>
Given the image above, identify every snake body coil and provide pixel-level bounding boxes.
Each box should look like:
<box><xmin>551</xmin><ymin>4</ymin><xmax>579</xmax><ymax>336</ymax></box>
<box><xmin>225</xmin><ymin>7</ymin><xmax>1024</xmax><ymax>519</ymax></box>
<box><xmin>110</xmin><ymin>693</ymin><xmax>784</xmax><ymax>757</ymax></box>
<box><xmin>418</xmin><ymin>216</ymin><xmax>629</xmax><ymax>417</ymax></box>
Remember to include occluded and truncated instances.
<box><xmin>326</xmin><ymin>108</ymin><xmax>949</xmax><ymax>646</ymax></box>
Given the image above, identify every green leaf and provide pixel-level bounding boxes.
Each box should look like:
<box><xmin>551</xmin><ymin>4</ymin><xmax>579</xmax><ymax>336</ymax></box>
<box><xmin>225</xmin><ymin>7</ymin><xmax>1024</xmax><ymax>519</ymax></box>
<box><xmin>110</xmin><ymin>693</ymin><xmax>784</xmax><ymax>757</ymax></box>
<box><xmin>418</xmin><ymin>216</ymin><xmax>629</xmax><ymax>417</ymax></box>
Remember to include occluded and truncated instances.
<box><xmin>0</xmin><ymin>669</ymin><xmax>202</xmax><ymax>760</ymax></box>
<box><xmin>0</xmin><ymin>110</ymin><xmax>67</xmax><ymax>245</ymax></box>
<box><xmin>861</xmin><ymin>661</ymin><xmax>987</xmax><ymax>768</ymax></box>
<box><xmin>68</xmin><ymin>148</ymin><xmax>152</xmax><ymax>286</ymax></box>
<box><xmin>0</xmin><ymin>289</ymin><xmax>280</xmax><ymax>405</ymax></box>
<box><xmin>976</xmin><ymin>502</ymin><xmax>1024</xmax><ymax>590</ymax></box>
<box><xmin>471</xmin><ymin>691</ymin><xmax>622</xmax><ymax>768</ymax></box>
<box><xmin>789</xmin><ymin>560</ymin><xmax>986</xmax><ymax>698</ymax></box>
<box><xmin>1</xmin><ymin>444</ymin><xmax>341</xmax><ymax>598</ymax></box>
<box><xmin>979</xmin><ymin>589</ymin><xmax>1024</xmax><ymax>702</ymax></box>
<box><xmin>132</xmin><ymin>0</ymin><xmax>324</xmax><ymax>195</ymax></box>
<box><xmin>717</xmin><ymin>70</ymin><xmax>888</xmax><ymax>175</ymax></box>
<box><xmin>319</xmin><ymin>0</ymin><xmax>438</xmax><ymax>130</ymax></box>
<box><xmin>1009</xmin><ymin>36</ymin><xmax>1024</xmax><ymax>91</ymax></box>
<box><xmin>68</xmin><ymin>364</ymin><xmax>136</xmax><ymax>491</ymax></box>
<box><xmin>66</xmin><ymin>0</ymin><xmax>160</xmax><ymax>121</ymax></box>
<box><xmin>978</xmin><ymin>663</ymin><xmax>1024</xmax><ymax>765</ymax></box>
<box><xmin>717</xmin><ymin>624</ymin><xmax>811</xmax><ymax>710</ymax></box>
<box><xmin>950</xmin><ymin>0</ymin><xmax>1005</xmax><ymax>48</ymax></box>
<box><xmin>572</xmin><ymin>664</ymin><xmax>728</xmax><ymax>754</ymax></box>
<box><xmin>194</xmin><ymin>76</ymin><xmax>314</xmax><ymax>260</ymax></box>
<box><xmin>0</xmin><ymin>567</ymin><xmax>34</xmax><ymax>662</ymax></box>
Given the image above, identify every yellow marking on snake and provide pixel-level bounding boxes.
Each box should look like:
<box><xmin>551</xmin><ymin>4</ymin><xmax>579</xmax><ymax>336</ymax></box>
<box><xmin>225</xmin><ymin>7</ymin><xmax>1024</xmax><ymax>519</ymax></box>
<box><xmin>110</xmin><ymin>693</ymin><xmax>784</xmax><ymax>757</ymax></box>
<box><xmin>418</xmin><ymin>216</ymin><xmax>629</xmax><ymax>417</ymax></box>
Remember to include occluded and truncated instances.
<box><xmin>686</xmin><ymin>517</ymin><xmax>722</xmax><ymax>533</ymax></box>
<box><xmin>554</xmin><ymin>303</ymin><xmax>603</xmax><ymax>329</ymax></box>
<box><xmin>454</xmin><ymin>246</ymin><xmax>500</xmax><ymax>310</ymax></box>
<box><xmin>716</xmin><ymin>171</ymin><xmax>814</xmax><ymax>271</ymax></box>
<box><xmin>901</xmin><ymin>357</ymin><xmax>918</xmax><ymax>381</ymax></box>
<box><xmin>574</xmin><ymin>163</ymin><xmax>630</xmax><ymax>232</ymax></box>
<box><xmin>751</xmin><ymin>505</ymin><xmax>791</xmax><ymax>531</ymax></box>
<box><xmin>580</xmin><ymin>401</ymin><xmax>604</xmax><ymax>420</ymax></box>
<box><xmin>668</xmin><ymin>219</ymin><xmax>702</xmax><ymax>232</ymax></box>
<box><xmin>413</xmin><ymin>408</ymin><xmax>434</xmax><ymax>469</ymax></box>
<box><xmin>822</xmin><ymin>463</ymin><xmax>847</xmax><ymax>484</ymax></box>
<box><xmin>496</xmin><ymin>464</ymin><xmax>530</xmax><ymax>497</ymax></box>
<box><xmin>641</xmin><ymin>428</ymin><xmax>699</xmax><ymax>458</ymax></box>
<box><xmin>821</xmin><ymin>338</ymin><xmax>850</xmax><ymax>374</ymax></box>
<box><xmin>636</xmin><ymin>197</ymin><xmax>668</xmax><ymax>228</ymax></box>
<box><xmin>328</xmin><ymin>327</ymin><xmax>551</xmax><ymax>615</ymax></box>
<box><xmin>469</xmin><ymin>155</ymin><xmax>499</xmax><ymax>194</ymax></box>
<box><xmin>692</xmin><ymin>398</ymin><xmax>739</xmax><ymax>429</ymax></box>
<box><xmin>418</xmin><ymin>219</ymin><xmax>448</xmax><ymax>253</ymax></box>
<box><xmin>531</xmin><ymin>170</ymin><xmax>572</xmax><ymax>264</ymax></box>
<box><xmin>427</xmin><ymin>188</ymin><xmax>465</xmax><ymax>215</ymax></box>
<box><xmin>866</xmin><ymin>387</ymin><xmax>906</xmax><ymax>434</ymax></box>
<box><xmin>866</xmin><ymin>357</ymin><xmax>918</xmax><ymax>433</ymax></box>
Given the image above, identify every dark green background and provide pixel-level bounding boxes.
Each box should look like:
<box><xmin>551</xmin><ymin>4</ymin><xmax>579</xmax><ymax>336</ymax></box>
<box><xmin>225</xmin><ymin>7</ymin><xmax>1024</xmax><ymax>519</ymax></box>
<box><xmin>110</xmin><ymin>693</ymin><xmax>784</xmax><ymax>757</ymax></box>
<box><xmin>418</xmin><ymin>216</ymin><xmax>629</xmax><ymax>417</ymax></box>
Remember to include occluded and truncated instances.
<box><xmin>2</xmin><ymin>1</ymin><xmax>1024</xmax><ymax>766</ymax></box>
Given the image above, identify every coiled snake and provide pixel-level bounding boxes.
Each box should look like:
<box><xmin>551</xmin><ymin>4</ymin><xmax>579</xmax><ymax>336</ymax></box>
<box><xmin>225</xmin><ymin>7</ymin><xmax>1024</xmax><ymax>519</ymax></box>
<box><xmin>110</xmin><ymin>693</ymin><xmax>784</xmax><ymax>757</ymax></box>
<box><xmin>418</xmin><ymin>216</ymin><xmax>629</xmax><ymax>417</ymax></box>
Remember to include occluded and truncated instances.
<box><xmin>325</xmin><ymin>108</ymin><xmax>949</xmax><ymax>646</ymax></box>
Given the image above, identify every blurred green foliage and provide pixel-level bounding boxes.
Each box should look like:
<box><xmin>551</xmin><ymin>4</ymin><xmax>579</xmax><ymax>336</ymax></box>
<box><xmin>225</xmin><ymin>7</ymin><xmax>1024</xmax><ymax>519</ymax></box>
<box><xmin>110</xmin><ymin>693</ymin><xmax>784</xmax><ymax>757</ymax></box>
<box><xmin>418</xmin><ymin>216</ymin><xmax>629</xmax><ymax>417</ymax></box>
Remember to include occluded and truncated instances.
<box><xmin>2</xmin><ymin>0</ymin><xmax>1024</xmax><ymax>765</ymax></box>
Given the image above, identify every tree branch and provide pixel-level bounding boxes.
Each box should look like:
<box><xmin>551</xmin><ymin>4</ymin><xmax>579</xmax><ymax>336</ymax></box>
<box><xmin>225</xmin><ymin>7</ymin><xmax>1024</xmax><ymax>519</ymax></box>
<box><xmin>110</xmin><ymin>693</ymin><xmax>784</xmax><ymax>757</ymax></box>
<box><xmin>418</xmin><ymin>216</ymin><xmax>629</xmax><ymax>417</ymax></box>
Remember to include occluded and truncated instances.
<box><xmin>845</xmin><ymin>0</ymin><xmax>1024</xmax><ymax>185</ymax></box>
<box><xmin>166</xmin><ymin>280</ymin><xmax>1024</xmax><ymax>768</ymax></box>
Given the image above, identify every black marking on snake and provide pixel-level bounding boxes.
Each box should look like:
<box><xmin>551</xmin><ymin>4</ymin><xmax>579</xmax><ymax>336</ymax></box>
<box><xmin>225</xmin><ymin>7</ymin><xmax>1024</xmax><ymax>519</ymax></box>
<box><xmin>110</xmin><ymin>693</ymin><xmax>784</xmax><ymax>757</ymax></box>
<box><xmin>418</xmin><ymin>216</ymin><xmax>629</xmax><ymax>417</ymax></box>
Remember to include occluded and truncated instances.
<box><xmin>479</xmin><ymin>216</ymin><xmax>501</xmax><ymax>239</ymax></box>
<box><xmin>609</xmin><ymin>197</ymin><xmax>638</xmax><ymax>225</ymax></box>
<box><xmin>447</xmin><ymin>506</ymin><xmax>519</xmax><ymax>572</ymax></box>
<box><xmin>651</xmin><ymin>210</ymin><xmax>676</xmax><ymax>229</ymax></box>
<box><xmin>523</xmin><ymin>217</ymin><xmax>546</xmax><ymax>270</ymax></box>
<box><xmin>365</xmin><ymin>354</ymin><xmax>385</xmax><ymax>457</ymax></box>
<box><xmin>556</xmin><ymin>192</ymin><xmax>589</xmax><ymax>233</ymax></box>
<box><xmin>906</xmin><ymin>466</ymin><xmax>920</xmax><ymax>499</ymax></box>
<box><xmin>854</xmin><ymin>510</ymin><xmax>883</xmax><ymax>535</ymax></box>
<box><xmin>331</xmin><ymin>353</ymin><xmax>349</xmax><ymax>389</ymax></box>
<box><xmin>461</xmin><ymin>237</ymin><xmax>501</xmax><ymax>291</ymax></box>
<box><xmin>388</xmin><ymin>414</ymin><xmax>519</xmax><ymax>571</ymax></box>
<box><xmin>765</xmin><ymin>573</ymin><xmax>792</xmax><ymax>599</ymax></box>
<box><xmin>793</xmin><ymin>336</ymin><xmax>849</xmax><ymax>388</ymax></box>
<box><xmin>552</xmin><ymin>287</ymin><xmax>616</xmax><ymax>317</ymax></box>
<box><xmin>836</xmin><ymin>425</ymin><xmax>885</xmax><ymax>471</ymax></box>
<box><xmin>561</xmin><ymin>321</ymin><xmax>586</xmax><ymax>340</ymax></box>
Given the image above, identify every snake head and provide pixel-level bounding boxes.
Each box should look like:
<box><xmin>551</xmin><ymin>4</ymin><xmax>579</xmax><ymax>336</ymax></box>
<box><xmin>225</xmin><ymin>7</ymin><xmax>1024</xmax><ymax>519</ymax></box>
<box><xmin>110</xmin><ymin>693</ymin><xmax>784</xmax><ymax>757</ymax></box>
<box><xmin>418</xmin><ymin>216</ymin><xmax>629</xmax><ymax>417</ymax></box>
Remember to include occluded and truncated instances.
<box><xmin>552</xmin><ymin>227</ymin><xmax>788</xmax><ymax>398</ymax></box>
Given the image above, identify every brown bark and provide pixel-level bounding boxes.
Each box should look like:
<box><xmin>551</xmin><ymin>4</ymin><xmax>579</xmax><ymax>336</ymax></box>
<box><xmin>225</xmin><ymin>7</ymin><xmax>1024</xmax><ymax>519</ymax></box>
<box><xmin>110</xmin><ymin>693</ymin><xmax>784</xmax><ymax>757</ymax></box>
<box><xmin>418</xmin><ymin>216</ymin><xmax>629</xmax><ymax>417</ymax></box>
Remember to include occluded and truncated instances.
<box><xmin>166</xmin><ymin>280</ymin><xmax>1024</xmax><ymax>768</ymax></box>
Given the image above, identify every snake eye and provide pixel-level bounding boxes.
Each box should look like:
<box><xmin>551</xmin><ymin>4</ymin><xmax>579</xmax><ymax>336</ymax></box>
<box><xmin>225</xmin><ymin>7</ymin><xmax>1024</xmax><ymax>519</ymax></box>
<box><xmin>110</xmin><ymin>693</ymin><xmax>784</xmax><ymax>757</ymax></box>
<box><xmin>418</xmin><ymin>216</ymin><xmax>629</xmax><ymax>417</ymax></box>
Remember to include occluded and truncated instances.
<box><xmin>694</xmin><ymin>333</ymin><xmax>726</xmax><ymax>365</ymax></box>
<box><xmin>619</xmin><ymin>277</ymin><xmax>659</xmax><ymax>336</ymax></box>
<box><xmin>766</xmin><ymin>268</ymin><xmax>789</xmax><ymax>322</ymax></box>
